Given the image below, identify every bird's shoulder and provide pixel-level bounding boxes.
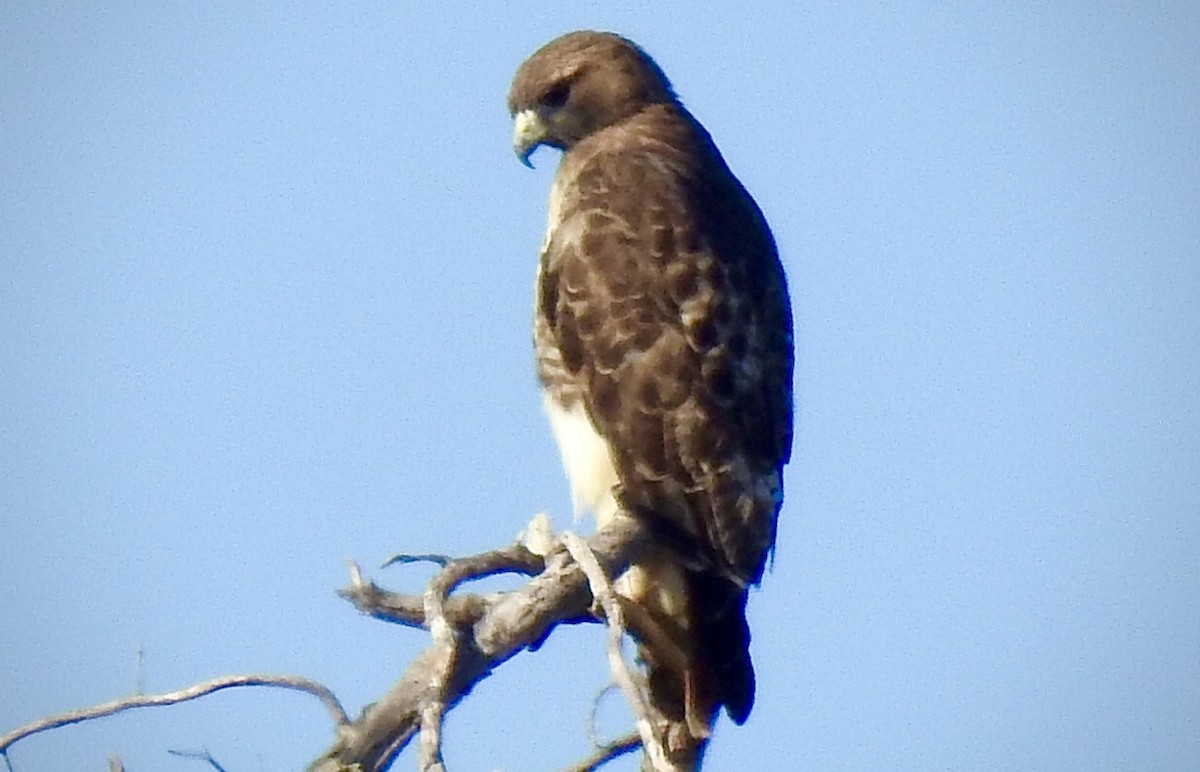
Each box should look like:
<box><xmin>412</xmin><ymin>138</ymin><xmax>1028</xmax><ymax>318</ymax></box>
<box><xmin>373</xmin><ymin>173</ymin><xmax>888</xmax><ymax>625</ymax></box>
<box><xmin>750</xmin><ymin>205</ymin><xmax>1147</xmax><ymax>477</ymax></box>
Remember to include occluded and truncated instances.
<box><xmin>554</xmin><ymin>105</ymin><xmax>703</xmax><ymax>199</ymax></box>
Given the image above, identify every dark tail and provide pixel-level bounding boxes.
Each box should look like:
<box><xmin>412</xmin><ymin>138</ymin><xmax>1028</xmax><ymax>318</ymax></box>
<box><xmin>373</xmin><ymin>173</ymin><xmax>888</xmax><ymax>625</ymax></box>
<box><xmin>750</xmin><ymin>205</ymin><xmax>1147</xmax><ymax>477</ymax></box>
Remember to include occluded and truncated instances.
<box><xmin>641</xmin><ymin>571</ymin><xmax>754</xmax><ymax>769</ymax></box>
<box><xmin>688</xmin><ymin>570</ymin><xmax>754</xmax><ymax>724</ymax></box>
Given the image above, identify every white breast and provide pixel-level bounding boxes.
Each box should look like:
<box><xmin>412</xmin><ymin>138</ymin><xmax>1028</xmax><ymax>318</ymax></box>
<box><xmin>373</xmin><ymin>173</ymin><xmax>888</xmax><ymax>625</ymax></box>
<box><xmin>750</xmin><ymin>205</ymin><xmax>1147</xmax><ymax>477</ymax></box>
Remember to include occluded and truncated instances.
<box><xmin>542</xmin><ymin>393</ymin><xmax>682</xmax><ymax>613</ymax></box>
<box><xmin>542</xmin><ymin>394</ymin><xmax>621</xmax><ymax>527</ymax></box>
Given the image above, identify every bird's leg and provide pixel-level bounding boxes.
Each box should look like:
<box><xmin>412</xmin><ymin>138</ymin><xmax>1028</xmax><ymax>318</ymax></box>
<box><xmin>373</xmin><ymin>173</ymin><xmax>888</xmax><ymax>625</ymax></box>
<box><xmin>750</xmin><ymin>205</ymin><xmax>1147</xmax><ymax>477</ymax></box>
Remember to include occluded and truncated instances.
<box><xmin>615</xmin><ymin>597</ymin><xmax>690</xmax><ymax>676</ymax></box>
<box><xmin>618</xmin><ymin>597</ymin><xmax>710</xmax><ymax>741</ymax></box>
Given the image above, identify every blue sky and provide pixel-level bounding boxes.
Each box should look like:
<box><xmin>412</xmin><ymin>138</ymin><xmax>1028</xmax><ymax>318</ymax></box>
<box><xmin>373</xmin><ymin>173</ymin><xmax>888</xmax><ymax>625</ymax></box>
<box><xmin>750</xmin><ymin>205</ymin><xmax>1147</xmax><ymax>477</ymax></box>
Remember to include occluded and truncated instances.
<box><xmin>2</xmin><ymin>2</ymin><xmax>1198</xmax><ymax>770</ymax></box>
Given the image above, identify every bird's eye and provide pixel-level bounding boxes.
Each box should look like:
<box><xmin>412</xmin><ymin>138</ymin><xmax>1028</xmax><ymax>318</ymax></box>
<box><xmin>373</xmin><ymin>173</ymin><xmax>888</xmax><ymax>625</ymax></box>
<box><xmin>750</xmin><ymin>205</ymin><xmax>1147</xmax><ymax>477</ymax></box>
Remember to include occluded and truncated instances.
<box><xmin>541</xmin><ymin>82</ymin><xmax>570</xmax><ymax>110</ymax></box>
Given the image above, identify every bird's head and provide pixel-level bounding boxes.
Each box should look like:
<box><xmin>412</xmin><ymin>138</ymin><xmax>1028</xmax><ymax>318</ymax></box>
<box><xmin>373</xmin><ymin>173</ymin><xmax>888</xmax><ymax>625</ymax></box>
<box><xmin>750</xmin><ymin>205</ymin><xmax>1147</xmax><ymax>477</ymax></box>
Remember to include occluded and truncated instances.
<box><xmin>507</xmin><ymin>30</ymin><xmax>676</xmax><ymax>167</ymax></box>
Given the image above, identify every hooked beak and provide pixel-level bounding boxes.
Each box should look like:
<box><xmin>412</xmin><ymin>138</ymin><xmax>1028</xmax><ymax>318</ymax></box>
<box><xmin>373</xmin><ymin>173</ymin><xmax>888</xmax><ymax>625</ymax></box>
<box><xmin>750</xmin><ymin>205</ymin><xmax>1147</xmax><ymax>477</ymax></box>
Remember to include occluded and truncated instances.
<box><xmin>512</xmin><ymin>108</ymin><xmax>548</xmax><ymax>168</ymax></box>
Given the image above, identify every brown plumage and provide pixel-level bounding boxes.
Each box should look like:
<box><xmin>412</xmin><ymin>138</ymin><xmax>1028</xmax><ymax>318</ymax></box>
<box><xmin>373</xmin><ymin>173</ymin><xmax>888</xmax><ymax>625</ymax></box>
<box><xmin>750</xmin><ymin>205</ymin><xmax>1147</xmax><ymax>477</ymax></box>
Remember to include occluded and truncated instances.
<box><xmin>508</xmin><ymin>31</ymin><xmax>793</xmax><ymax>764</ymax></box>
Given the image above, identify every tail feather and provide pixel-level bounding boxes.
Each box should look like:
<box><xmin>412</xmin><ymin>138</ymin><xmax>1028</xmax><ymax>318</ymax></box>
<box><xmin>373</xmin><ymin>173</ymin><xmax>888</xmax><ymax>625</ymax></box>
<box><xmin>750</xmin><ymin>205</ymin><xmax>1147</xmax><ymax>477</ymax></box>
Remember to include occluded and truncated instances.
<box><xmin>688</xmin><ymin>570</ymin><xmax>754</xmax><ymax>724</ymax></box>
<box><xmin>639</xmin><ymin>570</ymin><xmax>755</xmax><ymax>768</ymax></box>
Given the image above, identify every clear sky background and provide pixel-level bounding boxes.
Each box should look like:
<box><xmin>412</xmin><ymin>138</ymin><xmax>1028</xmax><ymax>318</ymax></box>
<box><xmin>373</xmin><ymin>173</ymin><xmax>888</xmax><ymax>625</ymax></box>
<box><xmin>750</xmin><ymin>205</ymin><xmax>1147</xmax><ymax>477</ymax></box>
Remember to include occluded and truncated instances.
<box><xmin>2</xmin><ymin>2</ymin><xmax>1198</xmax><ymax>770</ymax></box>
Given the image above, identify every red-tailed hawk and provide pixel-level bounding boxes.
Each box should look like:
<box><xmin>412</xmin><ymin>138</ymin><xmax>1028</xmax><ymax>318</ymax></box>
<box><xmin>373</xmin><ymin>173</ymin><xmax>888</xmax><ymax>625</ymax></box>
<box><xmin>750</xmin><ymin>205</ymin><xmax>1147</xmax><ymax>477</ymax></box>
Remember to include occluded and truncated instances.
<box><xmin>508</xmin><ymin>31</ymin><xmax>793</xmax><ymax>762</ymax></box>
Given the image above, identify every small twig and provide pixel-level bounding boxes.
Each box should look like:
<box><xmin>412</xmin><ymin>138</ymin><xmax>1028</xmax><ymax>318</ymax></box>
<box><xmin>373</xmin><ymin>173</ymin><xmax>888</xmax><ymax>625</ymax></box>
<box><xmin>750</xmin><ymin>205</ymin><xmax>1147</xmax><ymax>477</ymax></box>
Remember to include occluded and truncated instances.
<box><xmin>134</xmin><ymin>645</ymin><xmax>145</xmax><ymax>695</ymax></box>
<box><xmin>581</xmin><ymin>684</ymin><xmax>643</xmax><ymax>771</ymax></box>
<box><xmin>563</xmin><ymin>731</ymin><xmax>643</xmax><ymax>772</ymax></box>
<box><xmin>382</xmin><ymin>553</ymin><xmax>452</xmax><ymax>569</ymax></box>
<box><xmin>168</xmin><ymin>747</ymin><xmax>229</xmax><ymax>771</ymax></box>
<box><xmin>0</xmin><ymin>674</ymin><xmax>350</xmax><ymax>754</ymax></box>
<box><xmin>586</xmin><ymin>683</ymin><xmax>622</xmax><ymax>750</ymax></box>
<box><xmin>561</xmin><ymin>532</ymin><xmax>676</xmax><ymax>772</ymax></box>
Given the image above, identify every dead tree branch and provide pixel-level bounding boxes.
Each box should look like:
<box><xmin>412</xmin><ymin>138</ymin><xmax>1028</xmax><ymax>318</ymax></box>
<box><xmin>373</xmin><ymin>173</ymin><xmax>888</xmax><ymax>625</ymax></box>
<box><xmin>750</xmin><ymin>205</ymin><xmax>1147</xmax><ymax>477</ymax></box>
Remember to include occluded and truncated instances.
<box><xmin>2</xmin><ymin>516</ymin><xmax>657</xmax><ymax>770</ymax></box>
<box><xmin>561</xmin><ymin>532</ymin><xmax>676</xmax><ymax>771</ymax></box>
<box><xmin>0</xmin><ymin>674</ymin><xmax>349</xmax><ymax>755</ymax></box>
<box><xmin>563</xmin><ymin>732</ymin><xmax>643</xmax><ymax>772</ymax></box>
<box><xmin>310</xmin><ymin>514</ymin><xmax>655</xmax><ymax>771</ymax></box>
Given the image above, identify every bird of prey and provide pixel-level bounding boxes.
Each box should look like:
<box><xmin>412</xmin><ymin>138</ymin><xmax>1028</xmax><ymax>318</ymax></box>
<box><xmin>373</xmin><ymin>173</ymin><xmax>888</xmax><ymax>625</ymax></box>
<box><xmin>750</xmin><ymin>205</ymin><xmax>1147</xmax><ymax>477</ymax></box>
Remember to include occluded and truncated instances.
<box><xmin>508</xmin><ymin>31</ymin><xmax>793</xmax><ymax>762</ymax></box>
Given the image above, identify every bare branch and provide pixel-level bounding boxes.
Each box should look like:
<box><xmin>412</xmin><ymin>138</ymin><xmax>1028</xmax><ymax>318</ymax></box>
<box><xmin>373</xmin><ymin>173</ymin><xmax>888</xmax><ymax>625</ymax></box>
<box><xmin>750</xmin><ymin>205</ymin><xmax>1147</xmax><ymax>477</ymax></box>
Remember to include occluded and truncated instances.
<box><xmin>562</xmin><ymin>532</ymin><xmax>677</xmax><ymax>772</ymax></box>
<box><xmin>339</xmin><ymin>571</ymin><xmax>496</xmax><ymax>629</ymax></box>
<box><xmin>2</xmin><ymin>516</ymin><xmax>653</xmax><ymax>771</ymax></box>
<box><xmin>0</xmin><ymin>674</ymin><xmax>349</xmax><ymax>754</ymax></box>
<box><xmin>431</xmin><ymin>542</ymin><xmax>547</xmax><ymax>594</ymax></box>
<box><xmin>564</xmin><ymin>732</ymin><xmax>643</xmax><ymax>772</ymax></box>
<box><xmin>168</xmin><ymin>747</ymin><xmax>229</xmax><ymax>771</ymax></box>
<box><xmin>341</xmin><ymin>541</ymin><xmax>547</xmax><ymax>631</ymax></box>
<box><xmin>310</xmin><ymin>514</ymin><xmax>655</xmax><ymax>771</ymax></box>
<box><xmin>417</xmin><ymin>558</ymin><xmax>456</xmax><ymax>772</ymax></box>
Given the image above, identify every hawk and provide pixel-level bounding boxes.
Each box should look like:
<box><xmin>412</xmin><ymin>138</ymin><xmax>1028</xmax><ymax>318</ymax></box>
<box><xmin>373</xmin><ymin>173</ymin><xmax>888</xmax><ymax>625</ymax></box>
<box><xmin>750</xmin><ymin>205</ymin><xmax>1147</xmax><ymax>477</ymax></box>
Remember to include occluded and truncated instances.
<box><xmin>508</xmin><ymin>31</ymin><xmax>793</xmax><ymax>760</ymax></box>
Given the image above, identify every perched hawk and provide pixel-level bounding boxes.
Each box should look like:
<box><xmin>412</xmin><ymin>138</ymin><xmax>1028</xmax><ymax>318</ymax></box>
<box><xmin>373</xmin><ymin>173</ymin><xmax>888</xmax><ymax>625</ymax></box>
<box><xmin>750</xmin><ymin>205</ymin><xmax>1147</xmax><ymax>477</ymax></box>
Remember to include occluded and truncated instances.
<box><xmin>508</xmin><ymin>31</ymin><xmax>793</xmax><ymax>760</ymax></box>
